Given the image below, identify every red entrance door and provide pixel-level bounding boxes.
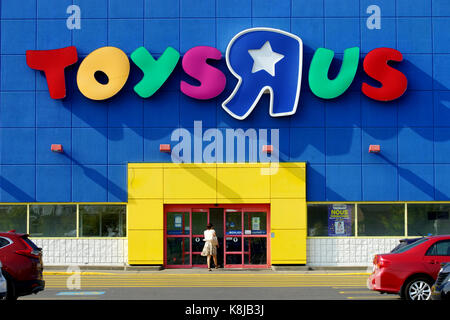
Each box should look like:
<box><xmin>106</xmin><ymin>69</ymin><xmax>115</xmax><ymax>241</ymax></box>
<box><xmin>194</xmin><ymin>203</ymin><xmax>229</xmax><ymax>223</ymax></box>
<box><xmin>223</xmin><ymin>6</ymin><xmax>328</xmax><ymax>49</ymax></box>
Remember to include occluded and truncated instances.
<box><xmin>164</xmin><ymin>204</ymin><xmax>270</xmax><ymax>269</ymax></box>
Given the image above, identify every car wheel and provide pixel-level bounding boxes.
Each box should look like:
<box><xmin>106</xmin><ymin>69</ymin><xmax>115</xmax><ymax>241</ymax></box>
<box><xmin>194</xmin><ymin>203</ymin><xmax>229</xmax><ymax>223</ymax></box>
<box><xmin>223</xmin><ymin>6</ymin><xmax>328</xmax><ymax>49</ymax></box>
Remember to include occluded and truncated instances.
<box><xmin>404</xmin><ymin>277</ymin><xmax>433</xmax><ymax>301</ymax></box>
<box><xmin>3</xmin><ymin>273</ymin><xmax>17</xmax><ymax>301</ymax></box>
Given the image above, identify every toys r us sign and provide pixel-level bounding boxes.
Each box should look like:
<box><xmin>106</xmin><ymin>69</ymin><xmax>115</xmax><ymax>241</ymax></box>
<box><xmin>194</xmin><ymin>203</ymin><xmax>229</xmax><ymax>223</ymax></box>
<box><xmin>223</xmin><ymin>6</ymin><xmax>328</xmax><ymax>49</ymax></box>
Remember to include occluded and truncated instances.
<box><xmin>26</xmin><ymin>28</ymin><xmax>407</xmax><ymax>121</ymax></box>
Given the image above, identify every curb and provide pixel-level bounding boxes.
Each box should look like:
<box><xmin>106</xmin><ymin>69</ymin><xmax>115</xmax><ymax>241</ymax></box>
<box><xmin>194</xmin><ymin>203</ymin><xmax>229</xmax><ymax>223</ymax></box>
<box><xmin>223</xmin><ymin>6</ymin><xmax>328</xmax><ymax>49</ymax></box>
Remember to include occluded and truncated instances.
<box><xmin>43</xmin><ymin>271</ymin><xmax>117</xmax><ymax>276</ymax></box>
<box><xmin>42</xmin><ymin>271</ymin><xmax>371</xmax><ymax>276</ymax></box>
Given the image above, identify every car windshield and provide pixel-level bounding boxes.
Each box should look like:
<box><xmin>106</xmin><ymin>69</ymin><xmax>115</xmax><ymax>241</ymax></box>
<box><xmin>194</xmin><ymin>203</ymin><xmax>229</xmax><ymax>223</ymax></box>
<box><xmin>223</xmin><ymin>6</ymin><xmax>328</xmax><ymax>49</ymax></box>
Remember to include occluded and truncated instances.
<box><xmin>393</xmin><ymin>238</ymin><xmax>429</xmax><ymax>253</ymax></box>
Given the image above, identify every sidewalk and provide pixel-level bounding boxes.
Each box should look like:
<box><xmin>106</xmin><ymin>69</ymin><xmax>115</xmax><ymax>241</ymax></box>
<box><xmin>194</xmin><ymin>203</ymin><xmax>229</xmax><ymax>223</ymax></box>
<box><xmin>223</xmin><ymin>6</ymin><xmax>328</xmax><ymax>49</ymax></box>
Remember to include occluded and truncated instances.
<box><xmin>42</xmin><ymin>265</ymin><xmax>372</xmax><ymax>276</ymax></box>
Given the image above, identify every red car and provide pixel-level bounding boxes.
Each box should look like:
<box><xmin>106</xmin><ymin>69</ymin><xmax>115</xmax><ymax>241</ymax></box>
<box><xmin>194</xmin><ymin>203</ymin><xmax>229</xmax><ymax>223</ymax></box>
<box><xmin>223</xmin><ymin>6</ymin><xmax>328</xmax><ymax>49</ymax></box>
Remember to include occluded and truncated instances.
<box><xmin>0</xmin><ymin>231</ymin><xmax>45</xmax><ymax>300</ymax></box>
<box><xmin>368</xmin><ymin>235</ymin><xmax>450</xmax><ymax>300</ymax></box>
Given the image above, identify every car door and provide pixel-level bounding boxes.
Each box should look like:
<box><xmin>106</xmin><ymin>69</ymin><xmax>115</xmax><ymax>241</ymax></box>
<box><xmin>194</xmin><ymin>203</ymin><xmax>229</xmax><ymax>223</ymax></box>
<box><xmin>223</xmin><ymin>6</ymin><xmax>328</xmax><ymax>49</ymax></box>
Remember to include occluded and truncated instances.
<box><xmin>423</xmin><ymin>239</ymin><xmax>450</xmax><ymax>279</ymax></box>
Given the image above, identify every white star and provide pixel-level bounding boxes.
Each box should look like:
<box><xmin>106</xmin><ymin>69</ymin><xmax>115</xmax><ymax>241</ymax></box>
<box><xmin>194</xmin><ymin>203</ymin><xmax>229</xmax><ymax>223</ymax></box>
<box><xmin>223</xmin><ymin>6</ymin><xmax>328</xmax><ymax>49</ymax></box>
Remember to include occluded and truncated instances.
<box><xmin>248</xmin><ymin>41</ymin><xmax>284</xmax><ymax>77</ymax></box>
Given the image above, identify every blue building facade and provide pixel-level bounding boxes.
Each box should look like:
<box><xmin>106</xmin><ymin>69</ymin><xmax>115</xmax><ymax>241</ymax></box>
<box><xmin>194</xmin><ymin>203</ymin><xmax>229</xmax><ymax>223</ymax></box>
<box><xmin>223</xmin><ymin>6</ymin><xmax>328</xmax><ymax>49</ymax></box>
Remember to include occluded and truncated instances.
<box><xmin>1</xmin><ymin>0</ymin><xmax>450</xmax><ymax>203</ymax></box>
<box><xmin>1</xmin><ymin>0</ymin><xmax>450</xmax><ymax>267</ymax></box>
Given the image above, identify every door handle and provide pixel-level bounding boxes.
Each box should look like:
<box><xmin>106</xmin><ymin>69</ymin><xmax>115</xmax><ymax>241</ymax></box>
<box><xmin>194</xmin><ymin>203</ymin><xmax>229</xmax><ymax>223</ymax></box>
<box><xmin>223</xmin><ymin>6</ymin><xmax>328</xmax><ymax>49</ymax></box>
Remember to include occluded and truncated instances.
<box><xmin>429</xmin><ymin>260</ymin><xmax>437</xmax><ymax>264</ymax></box>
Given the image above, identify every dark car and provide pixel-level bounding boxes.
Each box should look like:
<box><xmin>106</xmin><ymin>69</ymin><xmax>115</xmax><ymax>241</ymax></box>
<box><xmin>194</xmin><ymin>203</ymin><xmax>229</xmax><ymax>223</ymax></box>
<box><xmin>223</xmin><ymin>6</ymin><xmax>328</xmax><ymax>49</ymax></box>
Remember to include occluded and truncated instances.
<box><xmin>0</xmin><ymin>231</ymin><xmax>45</xmax><ymax>300</ymax></box>
<box><xmin>431</xmin><ymin>263</ymin><xmax>450</xmax><ymax>300</ymax></box>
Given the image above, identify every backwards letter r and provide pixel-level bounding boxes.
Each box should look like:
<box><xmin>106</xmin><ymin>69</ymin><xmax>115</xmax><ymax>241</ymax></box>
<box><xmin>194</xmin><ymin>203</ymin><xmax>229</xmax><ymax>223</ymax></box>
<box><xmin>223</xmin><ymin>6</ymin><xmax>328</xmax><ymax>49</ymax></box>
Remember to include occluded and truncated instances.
<box><xmin>222</xmin><ymin>28</ymin><xmax>303</xmax><ymax>120</ymax></box>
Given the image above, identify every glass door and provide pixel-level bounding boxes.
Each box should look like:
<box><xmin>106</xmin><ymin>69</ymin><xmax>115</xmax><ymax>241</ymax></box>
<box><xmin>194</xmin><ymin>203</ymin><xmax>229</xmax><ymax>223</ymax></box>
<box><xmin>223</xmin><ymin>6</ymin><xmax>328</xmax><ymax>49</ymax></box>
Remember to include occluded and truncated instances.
<box><xmin>191</xmin><ymin>209</ymin><xmax>208</xmax><ymax>266</ymax></box>
<box><xmin>164</xmin><ymin>205</ymin><xmax>270</xmax><ymax>268</ymax></box>
<box><xmin>165</xmin><ymin>211</ymin><xmax>191</xmax><ymax>268</ymax></box>
<box><xmin>209</xmin><ymin>208</ymin><xmax>224</xmax><ymax>268</ymax></box>
<box><xmin>224</xmin><ymin>209</ymin><xmax>243</xmax><ymax>267</ymax></box>
<box><xmin>243</xmin><ymin>210</ymin><xmax>268</xmax><ymax>266</ymax></box>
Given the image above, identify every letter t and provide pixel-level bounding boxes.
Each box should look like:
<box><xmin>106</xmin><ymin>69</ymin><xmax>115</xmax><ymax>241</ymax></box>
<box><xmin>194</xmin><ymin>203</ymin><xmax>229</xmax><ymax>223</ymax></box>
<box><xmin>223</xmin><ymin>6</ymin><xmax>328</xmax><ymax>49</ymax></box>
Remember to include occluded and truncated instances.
<box><xmin>26</xmin><ymin>46</ymin><xmax>78</xmax><ymax>99</ymax></box>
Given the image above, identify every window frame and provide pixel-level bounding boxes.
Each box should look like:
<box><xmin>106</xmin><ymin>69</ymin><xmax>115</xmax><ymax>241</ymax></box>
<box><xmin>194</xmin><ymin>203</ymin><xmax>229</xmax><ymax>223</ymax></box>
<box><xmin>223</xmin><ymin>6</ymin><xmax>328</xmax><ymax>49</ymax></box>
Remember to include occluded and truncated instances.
<box><xmin>78</xmin><ymin>204</ymin><xmax>127</xmax><ymax>238</ymax></box>
<box><xmin>0</xmin><ymin>203</ymin><xmax>127</xmax><ymax>239</ymax></box>
<box><xmin>306</xmin><ymin>203</ymin><xmax>356</xmax><ymax>237</ymax></box>
<box><xmin>356</xmin><ymin>203</ymin><xmax>405</xmax><ymax>237</ymax></box>
<box><xmin>0</xmin><ymin>204</ymin><xmax>28</xmax><ymax>235</ymax></box>
<box><xmin>307</xmin><ymin>202</ymin><xmax>450</xmax><ymax>239</ymax></box>
<box><xmin>29</xmin><ymin>204</ymin><xmax>78</xmax><ymax>238</ymax></box>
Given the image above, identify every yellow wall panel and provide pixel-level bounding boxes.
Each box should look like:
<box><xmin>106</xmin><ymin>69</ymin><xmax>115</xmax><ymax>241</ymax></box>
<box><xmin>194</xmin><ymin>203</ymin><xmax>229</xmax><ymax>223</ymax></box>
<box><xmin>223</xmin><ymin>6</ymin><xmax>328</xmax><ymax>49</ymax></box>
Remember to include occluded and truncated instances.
<box><xmin>127</xmin><ymin>162</ymin><xmax>307</xmax><ymax>266</ymax></box>
<box><xmin>217</xmin><ymin>198</ymin><xmax>271</xmax><ymax>204</ymax></box>
<box><xmin>270</xmin><ymin>198</ymin><xmax>307</xmax><ymax>230</ymax></box>
<box><xmin>128</xmin><ymin>229</ymin><xmax>164</xmax><ymax>264</ymax></box>
<box><xmin>271</xmin><ymin>165</ymin><xmax>306</xmax><ymax>198</ymax></box>
<box><xmin>128</xmin><ymin>168</ymin><xmax>163</xmax><ymax>199</ymax></box>
<box><xmin>217</xmin><ymin>167</ymin><xmax>270</xmax><ymax>199</ymax></box>
<box><xmin>163</xmin><ymin>198</ymin><xmax>216</xmax><ymax>204</ymax></box>
<box><xmin>270</xmin><ymin>229</ymin><xmax>307</xmax><ymax>264</ymax></box>
<box><xmin>164</xmin><ymin>168</ymin><xmax>217</xmax><ymax>199</ymax></box>
<box><xmin>128</xmin><ymin>199</ymin><xmax>163</xmax><ymax>230</ymax></box>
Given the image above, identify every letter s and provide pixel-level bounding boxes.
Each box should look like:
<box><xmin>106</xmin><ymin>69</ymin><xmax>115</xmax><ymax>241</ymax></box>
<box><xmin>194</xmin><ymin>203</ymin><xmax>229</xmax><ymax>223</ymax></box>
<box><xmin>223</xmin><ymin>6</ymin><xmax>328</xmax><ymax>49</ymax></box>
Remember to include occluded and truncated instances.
<box><xmin>180</xmin><ymin>46</ymin><xmax>226</xmax><ymax>100</ymax></box>
<box><xmin>362</xmin><ymin>47</ymin><xmax>407</xmax><ymax>101</ymax></box>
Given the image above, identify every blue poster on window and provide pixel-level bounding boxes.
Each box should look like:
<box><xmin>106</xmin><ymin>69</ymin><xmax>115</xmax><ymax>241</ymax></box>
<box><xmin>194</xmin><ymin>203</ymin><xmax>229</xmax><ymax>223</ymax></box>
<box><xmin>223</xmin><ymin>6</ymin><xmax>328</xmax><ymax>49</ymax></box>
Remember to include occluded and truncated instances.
<box><xmin>328</xmin><ymin>204</ymin><xmax>352</xmax><ymax>237</ymax></box>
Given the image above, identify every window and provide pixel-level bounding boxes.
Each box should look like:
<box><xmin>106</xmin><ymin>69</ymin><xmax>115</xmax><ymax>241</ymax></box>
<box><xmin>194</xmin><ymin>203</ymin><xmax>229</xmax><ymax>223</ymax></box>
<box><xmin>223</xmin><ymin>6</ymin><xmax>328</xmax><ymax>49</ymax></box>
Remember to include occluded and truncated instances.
<box><xmin>244</xmin><ymin>212</ymin><xmax>267</xmax><ymax>235</ymax></box>
<box><xmin>29</xmin><ymin>205</ymin><xmax>77</xmax><ymax>237</ymax></box>
<box><xmin>166</xmin><ymin>212</ymin><xmax>190</xmax><ymax>235</ymax></box>
<box><xmin>426</xmin><ymin>240</ymin><xmax>450</xmax><ymax>256</ymax></box>
<box><xmin>0</xmin><ymin>205</ymin><xmax>27</xmax><ymax>234</ymax></box>
<box><xmin>394</xmin><ymin>238</ymin><xmax>428</xmax><ymax>254</ymax></box>
<box><xmin>79</xmin><ymin>205</ymin><xmax>126</xmax><ymax>237</ymax></box>
<box><xmin>0</xmin><ymin>237</ymin><xmax>11</xmax><ymax>249</ymax></box>
<box><xmin>307</xmin><ymin>204</ymin><xmax>355</xmax><ymax>236</ymax></box>
<box><xmin>357</xmin><ymin>204</ymin><xmax>404</xmax><ymax>236</ymax></box>
<box><xmin>407</xmin><ymin>204</ymin><xmax>450</xmax><ymax>236</ymax></box>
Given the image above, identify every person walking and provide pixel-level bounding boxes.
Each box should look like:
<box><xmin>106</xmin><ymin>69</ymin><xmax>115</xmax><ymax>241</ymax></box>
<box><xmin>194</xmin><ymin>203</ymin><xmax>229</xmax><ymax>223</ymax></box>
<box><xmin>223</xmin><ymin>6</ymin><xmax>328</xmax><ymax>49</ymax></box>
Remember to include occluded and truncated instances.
<box><xmin>201</xmin><ymin>223</ymin><xmax>219</xmax><ymax>271</ymax></box>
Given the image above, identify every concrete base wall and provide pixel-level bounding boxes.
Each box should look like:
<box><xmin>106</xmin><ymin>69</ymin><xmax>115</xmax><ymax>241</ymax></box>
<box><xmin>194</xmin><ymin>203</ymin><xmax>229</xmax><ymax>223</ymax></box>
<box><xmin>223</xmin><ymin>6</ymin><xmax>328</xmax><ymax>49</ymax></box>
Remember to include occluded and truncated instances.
<box><xmin>31</xmin><ymin>238</ymin><xmax>401</xmax><ymax>267</ymax></box>
<box><xmin>31</xmin><ymin>239</ymin><xmax>128</xmax><ymax>266</ymax></box>
<box><xmin>307</xmin><ymin>238</ymin><xmax>401</xmax><ymax>267</ymax></box>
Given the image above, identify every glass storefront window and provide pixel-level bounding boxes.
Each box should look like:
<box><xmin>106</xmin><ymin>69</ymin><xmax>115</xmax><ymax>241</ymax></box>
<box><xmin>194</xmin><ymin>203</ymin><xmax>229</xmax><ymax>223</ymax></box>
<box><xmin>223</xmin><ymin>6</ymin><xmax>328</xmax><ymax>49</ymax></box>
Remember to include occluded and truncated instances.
<box><xmin>29</xmin><ymin>205</ymin><xmax>76</xmax><ymax>237</ymax></box>
<box><xmin>357</xmin><ymin>204</ymin><xmax>405</xmax><ymax>236</ymax></box>
<box><xmin>307</xmin><ymin>204</ymin><xmax>355</xmax><ymax>236</ymax></box>
<box><xmin>225</xmin><ymin>236</ymin><xmax>242</xmax><ymax>252</ymax></box>
<box><xmin>166</xmin><ymin>212</ymin><xmax>190</xmax><ymax>235</ymax></box>
<box><xmin>0</xmin><ymin>205</ymin><xmax>27</xmax><ymax>234</ymax></box>
<box><xmin>244</xmin><ymin>212</ymin><xmax>266</xmax><ymax>235</ymax></box>
<box><xmin>166</xmin><ymin>237</ymin><xmax>190</xmax><ymax>265</ymax></box>
<box><xmin>226</xmin><ymin>254</ymin><xmax>242</xmax><ymax>265</ymax></box>
<box><xmin>226</xmin><ymin>211</ymin><xmax>242</xmax><ymax>235</ymax></box>
<box><xmin>244</xmin><ymin>238</ymin><xmax>267</xmax><ymax>265</ymax></box>
<box><xmin>192</xmin><ymin>211</ymin><xmax>207</xmax><ymax>235</ymax></box>
<box><xmin>407</xmin><ymin>204</ymin><xmax>450</xmax><ymax>236</ymax></box>
<box><xmin>79</xmin><ymin>205</ymin><xmax>126</xmax><ymax>237</ymax></box>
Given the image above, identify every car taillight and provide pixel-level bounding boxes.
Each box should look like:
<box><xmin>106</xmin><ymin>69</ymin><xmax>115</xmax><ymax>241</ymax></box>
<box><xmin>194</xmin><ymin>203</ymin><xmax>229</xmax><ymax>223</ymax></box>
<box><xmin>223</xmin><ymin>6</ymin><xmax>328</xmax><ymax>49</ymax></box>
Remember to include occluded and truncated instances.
<box><xmin>15</xmin><ymin>249</ymin><xmax>41</xmax><ymax>259</ymax></box>
<box><xmin>373</xmin><ymin>255</ymin><xmax>390</xmax><ymax>269</ymax></box>
<box><xmin>373</xmin><ymin>255</ymin><xmax>378</xmax><ymax>266</ymax></box>
<box><xmin>377</xmin><ymin>258</ymin><xmax>390</xmax><ymax>268</ymax></box>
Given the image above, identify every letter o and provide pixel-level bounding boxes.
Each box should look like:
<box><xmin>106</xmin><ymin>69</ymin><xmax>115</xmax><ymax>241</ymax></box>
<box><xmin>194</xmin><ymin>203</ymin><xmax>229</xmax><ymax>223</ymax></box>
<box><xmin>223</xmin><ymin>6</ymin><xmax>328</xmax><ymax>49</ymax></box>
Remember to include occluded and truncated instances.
<box><xmin>76</xmin><ymin>46</ymin><xmax>130</xmax><ymax>100</ymax></box>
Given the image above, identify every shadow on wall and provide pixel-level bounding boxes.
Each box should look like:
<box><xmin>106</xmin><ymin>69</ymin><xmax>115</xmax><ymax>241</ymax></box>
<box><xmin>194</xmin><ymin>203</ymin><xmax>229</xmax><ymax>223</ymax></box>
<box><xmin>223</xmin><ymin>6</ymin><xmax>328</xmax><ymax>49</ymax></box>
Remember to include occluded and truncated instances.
<box><xmin>2</xmin><ymin>47</ymin><xmax>448</xmax><ymax>202</ymax></box>
<box><xmin>298</xmin><ymin>48</ymin><xmax>450</xmax><ymax>202</ymax></box>
<box><xmin>0</xmin><ymin>175</ymin><xmax>35</xmax><ymax>202</ymax></box>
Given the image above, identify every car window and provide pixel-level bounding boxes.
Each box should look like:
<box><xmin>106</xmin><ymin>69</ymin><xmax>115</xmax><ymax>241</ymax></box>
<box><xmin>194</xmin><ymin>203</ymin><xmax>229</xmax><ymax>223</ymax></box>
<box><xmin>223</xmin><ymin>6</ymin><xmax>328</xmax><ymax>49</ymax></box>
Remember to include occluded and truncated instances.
<box><xmin>0</xmin><ymin>237</ymin><xmax>10</xmax><ymax>249</ymax></box>
<box><xmin>426</xmin><ymin>240</ymin><xmax>450</xmax><ymax>256</ymax></box>
<box><xmin>22</xmin><ymin>237</ymin><xmax>40</xmax><ymax>250</ymax></box>
<box><xmin>394</xmin><ymin>237</ymin><xmax>429</xmax><ymax>253</ymax></box>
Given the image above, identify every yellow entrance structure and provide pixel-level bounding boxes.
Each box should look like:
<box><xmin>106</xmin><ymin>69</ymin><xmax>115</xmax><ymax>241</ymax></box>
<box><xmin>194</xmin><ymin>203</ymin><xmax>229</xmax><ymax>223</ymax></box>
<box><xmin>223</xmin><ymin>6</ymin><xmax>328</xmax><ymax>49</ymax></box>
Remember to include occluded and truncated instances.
<box><xmin>127</xmin><ymin>162</ymin><xmax>306</xmax><ymax>265</ymax></box>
